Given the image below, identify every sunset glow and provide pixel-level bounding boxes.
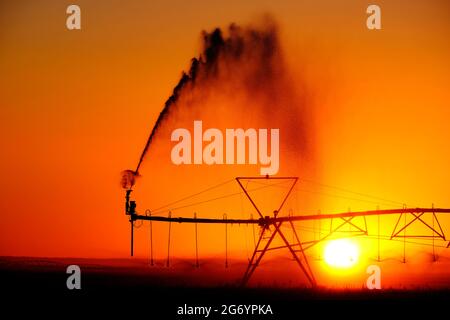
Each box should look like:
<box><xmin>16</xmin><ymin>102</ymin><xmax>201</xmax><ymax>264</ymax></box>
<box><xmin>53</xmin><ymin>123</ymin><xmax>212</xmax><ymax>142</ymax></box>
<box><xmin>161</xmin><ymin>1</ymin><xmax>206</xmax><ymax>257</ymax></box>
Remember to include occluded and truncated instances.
<box><xmin>324</xmin><ymin>239</ymin><xmax>359</xmax><ymax>269</ymax></box>
<box><xmin>0</xmin><ymin>0</ymin><xmax>449</xmax><ymax>293</ymax></box>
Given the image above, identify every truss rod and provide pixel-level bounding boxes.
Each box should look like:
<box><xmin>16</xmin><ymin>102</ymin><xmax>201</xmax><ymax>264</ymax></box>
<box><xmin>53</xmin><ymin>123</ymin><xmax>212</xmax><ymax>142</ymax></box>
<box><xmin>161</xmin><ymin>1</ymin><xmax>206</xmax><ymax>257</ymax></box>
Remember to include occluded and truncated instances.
<box><xmin>132</xmin><ymin>208</ymin><xmax>450</xmax><ymax>224</ymax></box>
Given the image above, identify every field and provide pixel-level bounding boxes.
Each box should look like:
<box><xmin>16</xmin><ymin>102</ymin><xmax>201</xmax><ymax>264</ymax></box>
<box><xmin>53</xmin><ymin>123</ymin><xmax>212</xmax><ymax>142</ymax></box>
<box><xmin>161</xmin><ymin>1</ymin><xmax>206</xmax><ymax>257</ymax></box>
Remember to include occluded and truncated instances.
<box><xmin>1</xmin><ymin>256</ymin><xmax>449</xmax><ymax>317</ymax></box>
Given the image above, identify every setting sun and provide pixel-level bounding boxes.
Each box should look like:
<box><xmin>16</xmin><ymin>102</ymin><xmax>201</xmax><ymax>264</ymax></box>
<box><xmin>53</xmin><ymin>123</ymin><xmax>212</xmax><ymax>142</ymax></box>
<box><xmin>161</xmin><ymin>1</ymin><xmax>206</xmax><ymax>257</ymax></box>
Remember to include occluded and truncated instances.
<box><xmin>324</xmin><ymin>239</ymin><xmax>359</xmax><ymax>268</ymax></box>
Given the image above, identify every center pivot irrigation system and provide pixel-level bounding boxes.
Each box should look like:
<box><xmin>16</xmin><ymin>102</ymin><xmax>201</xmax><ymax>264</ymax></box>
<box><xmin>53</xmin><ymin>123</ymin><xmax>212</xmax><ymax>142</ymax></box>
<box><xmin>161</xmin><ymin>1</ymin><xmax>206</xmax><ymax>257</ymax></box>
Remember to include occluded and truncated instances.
<box><xmin>124</xmin><ymin>176</ymin><xmax>450</xmax><ymax>287</ymax></box>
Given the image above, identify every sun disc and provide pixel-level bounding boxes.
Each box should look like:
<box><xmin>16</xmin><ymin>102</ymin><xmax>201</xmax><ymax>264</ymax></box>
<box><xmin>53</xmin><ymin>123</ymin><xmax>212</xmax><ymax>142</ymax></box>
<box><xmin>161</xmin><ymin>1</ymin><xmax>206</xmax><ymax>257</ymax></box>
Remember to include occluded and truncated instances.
<box><xmin>324</xmin><ymin>239</ymin><xmax>359</xmax><ymax>268</ymax></box>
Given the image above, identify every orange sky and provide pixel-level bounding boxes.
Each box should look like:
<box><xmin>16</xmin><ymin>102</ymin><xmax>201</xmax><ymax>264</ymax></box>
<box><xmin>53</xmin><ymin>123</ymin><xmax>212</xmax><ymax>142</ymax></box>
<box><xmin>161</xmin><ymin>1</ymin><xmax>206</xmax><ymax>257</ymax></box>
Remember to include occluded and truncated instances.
<box><xmin>0</xmin><ymin>0</ymin><xmax>449</xmax><ymax>280</ymax></box>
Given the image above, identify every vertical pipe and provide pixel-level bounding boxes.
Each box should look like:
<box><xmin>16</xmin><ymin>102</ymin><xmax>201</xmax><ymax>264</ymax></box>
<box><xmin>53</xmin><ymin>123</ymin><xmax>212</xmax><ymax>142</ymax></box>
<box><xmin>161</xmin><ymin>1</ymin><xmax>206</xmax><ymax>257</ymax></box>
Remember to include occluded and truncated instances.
<box><xmin>290</xmin><ymin>210</ymin><xmax>295</xmax><ymax>244</ymax></box>
<box><xmin>377</xmin><ymin>205</ymin><xmax>380</xmax><ymax>262</ymax></box>
<box><xmin>148</xmin><ymin>210</ymin><xmax>153</xmax><ymax>266</ymax></box>
<box><xmin>224</xmin><ymin>213</ymin><xmax>228</xmax><ymax>268</ymax></box>
<box><xmin>318</xmin><ymin>210</ymin><xmax>321</xmax><ymax>239</ymax></box>
<box><xmin>251</xmin><ymin>214</ymin><xmax>256</xmax><ymax>248</ymax></box>
<box><xmin>167</xmin><ymin>211</ymin><xmax>172</xmax><ymax>267</ymax></box>
<box><xmin>130</xmin><ymin>219</ymin><xmax>134</xmax><ymax>257</ymax></box>
<box><xmin>432</xmin><ymin>204</ymin><xmax>436</xmax><ymax>262</ymax></box>
<box><xmin>317</xmin><ymin>210</ymin><xmax>321</xmax><ymax>259</ymax></box>
<box><xmin>195</xmin><ymin>212</ymin><xmax>199</xmax><ymax>268</ymax></box>
<box><xmin>403</xmin><ymin>211</ymin><xmax>406</xmax><ymax>263</ymax></box>
<box><xmin>348</xmin><ymin>208</ymin><xmax>351</xmax><ymax>233</ymax></box>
